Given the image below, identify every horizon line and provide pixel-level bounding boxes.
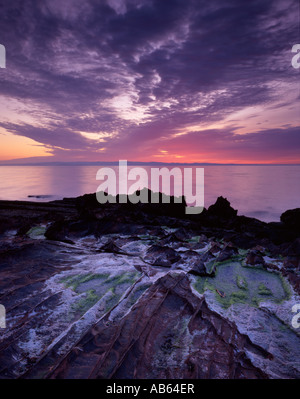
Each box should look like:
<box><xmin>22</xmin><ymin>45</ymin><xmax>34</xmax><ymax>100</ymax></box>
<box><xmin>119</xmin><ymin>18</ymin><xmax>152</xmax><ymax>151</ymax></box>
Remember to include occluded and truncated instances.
<box><xmin>0</xmin><ymin>161</ymin><xmax>300</xmax><ymax>166</ymax></box>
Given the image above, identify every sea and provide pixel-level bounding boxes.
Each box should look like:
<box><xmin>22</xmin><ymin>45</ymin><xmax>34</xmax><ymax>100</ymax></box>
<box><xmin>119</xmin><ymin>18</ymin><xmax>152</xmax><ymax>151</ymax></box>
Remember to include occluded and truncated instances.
<box><xmin>0</xmin><ymin>164</ymin><xmax>299</xmax><ymax>223</ymax></box>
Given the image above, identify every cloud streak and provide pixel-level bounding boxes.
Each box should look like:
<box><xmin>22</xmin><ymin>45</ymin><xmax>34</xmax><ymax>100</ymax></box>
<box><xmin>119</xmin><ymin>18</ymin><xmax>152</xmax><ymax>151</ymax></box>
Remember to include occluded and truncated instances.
<box><xmin>0</xmin><ymin>0</ymin><xmax>299</xmax><ymax>162</ymax></box>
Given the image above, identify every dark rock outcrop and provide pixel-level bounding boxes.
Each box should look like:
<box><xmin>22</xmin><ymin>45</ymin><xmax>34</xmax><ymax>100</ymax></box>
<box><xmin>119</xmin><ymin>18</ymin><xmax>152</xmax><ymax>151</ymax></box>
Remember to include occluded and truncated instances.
<box><xmin>143</xmin><ymin>245</ymin><xmax>181</xmax><ymax>267</ymax></box>
<box><xmin>281</xmin><ymin>208</ymin><xmax>300</xmax><ymax>230</ymax></box>
<box><xmin>99</xmin><ymin>240</ymin><xmax>128</xmax><ymax>255</ymax></box>
<box><xmin>182</xmin><ymin>250</ymin><xmax>214</xmax><ymax>276</ymax></box>
<box><xmin>245</xmin><ymin>249</ymin><xmax>265</xmax><ymax>266</ymax></box>
<box><xmin>207</xmin><ymin>196</ymin><xmax>238</xmax><ymax>219</ymax></box>
<box><xmin>216</xmin><ymin>244</ymin><xmax>239</xmax><ymax>263</ymax></box>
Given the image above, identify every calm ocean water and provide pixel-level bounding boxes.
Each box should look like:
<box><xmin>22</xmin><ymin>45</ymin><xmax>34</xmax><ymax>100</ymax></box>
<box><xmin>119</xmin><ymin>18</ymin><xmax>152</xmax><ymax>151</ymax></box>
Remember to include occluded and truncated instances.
<box><xmin>0</xmin><ymin>164</ymin><xmax>299</xmax><ymax>223</ymax></box>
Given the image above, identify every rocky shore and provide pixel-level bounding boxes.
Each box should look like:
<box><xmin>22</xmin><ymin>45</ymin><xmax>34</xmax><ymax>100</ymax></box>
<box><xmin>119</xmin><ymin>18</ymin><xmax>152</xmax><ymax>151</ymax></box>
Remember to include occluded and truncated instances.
<box><xmin>0</xmin><ymin>191</ymin><xmax>299</xmax><ymax>379</ymax></box>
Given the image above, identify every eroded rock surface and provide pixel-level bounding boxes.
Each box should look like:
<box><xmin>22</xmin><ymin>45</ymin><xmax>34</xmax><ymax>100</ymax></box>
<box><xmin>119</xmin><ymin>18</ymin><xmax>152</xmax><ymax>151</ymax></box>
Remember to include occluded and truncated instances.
<box><xmin>0</xmin><ymin>194</ymin><xmax>299</xmax><ymax>379</ymax></box>
<box><xmin>42</xmin><ymin>274</ymin><xmax>270</xmax><ymax>379</ymax></box>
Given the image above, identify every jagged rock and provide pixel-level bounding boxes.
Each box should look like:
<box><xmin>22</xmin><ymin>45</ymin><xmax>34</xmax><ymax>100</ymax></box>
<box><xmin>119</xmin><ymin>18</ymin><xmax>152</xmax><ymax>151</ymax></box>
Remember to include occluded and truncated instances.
<box><xmin>115</xmin><ymin>236</ymin><xmax>140</xmax><ymax>245</ymax></box>
<box><xmin>188</xmin><ymin>240</ymin><xmax>208</xmax><ymax>250</ymax></box>
<box><xmin>159</xmin><ymin>231</ymin><xmax>191</xmax><ymax>249</ymax></box>
<box><xmin>96</xmin><ymin>217</ymin><xmax>138</xmax><ymax>235</ymax></box>
<box><xmin>44</xmin><ymin>219</ymin><xmax>75</xmax><ymax>244</ymax></box>
<box><xmin>282</xmin><ymin>240</ymin><xmax>300</xmax><ymax>273</ymax></box>
<box><xmin>207</xmin><ymin>196</ymin><xmax>238</xmax><ymax>219</ymax></box>
<box><xmin>159</xmin><ymin>228</ymin><xmax>191</xmax><ymax>247</ymax></box>
<box><xmin>282</xmin><ymin>270</ymin><xmax>300</xmax><ymax>294</ymax></box>
<box><xmin>172</xmin><ymin>228</ymin><xmax>191</xmax><ymax>241</ymax></box>
<box><xmin>159</xmin><ymin>233</ymin><xmax>181</xmax><ymax>246</ymax></box>
<box><xmin>133</xmin><ymin>264</ymin><xmax>158</xmax><ymax>277</ymax></box>
<box><xmin>245</xmin><ymin>250</ymin><xmax>265</xmax><ymax>266</ymax></box>
<box><xmin>209</xmin><ymin>242</ymin><xmax>222</xmax><ymax>254</ymax></box>
<box><xmin>283</xmin><ymin>257</ymin><xmax>300</xmax><ymax>271</ymax></box>
<box><xmin>99</xmin><ymin>240</ymin><xmax>128</xmax><ymax>255</ymax></box>
<box><xmin>216</xmin><ymin>244</ymin><xmax>239</xmax><ymax>262</ymax></box>
<box><xmin>225</xmin><ymin>232</ymin><xmax>258</xmax><ymax>250</ymax></box>
<box><xmin>143</xmin><ymin>245</ymin><xmax>181</xmax><ymax>267</ymax></box>
<box><xmin>282</xmin><ymin>238</ymin><xmax>300</xmax><ymax>257</ymax></box>
<box><xmin>205</xmin><ymin>293</ymin><xmax>300</xmax><ymax>379</ymax></box>
<box><xmin>182</xmin><ymin>250</ymin><xmax>214</xmax><ymax>276</ymax></box>
<box><xmin>199</xmin><ymin>249</ymin><xmax>215</xmax><ymax>264</ymax></box>
<box><xmin>252</xmin><ymin>245</ymin><xmax>266</xmax><ymax>252</ymax></box>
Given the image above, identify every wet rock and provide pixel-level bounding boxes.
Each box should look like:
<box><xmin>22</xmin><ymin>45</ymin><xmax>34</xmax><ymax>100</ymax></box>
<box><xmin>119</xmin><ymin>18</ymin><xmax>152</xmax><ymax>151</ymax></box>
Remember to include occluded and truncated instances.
<box><xmin>199</xmin><ymin>249</ymin><xmax>215</xmax><ymax>264</ymax></box>
<box><xmin>216</xmin><ymin>244</ymin><xmax>239</xmax><ymax>263</ymax></box>
<box><xmin>283</xmin><ymin>257</ymin><xmax>300</xmax><ymax>271</ymax></box>
<box><xmin>159</xmin><ymin>228</ymin><xmax>191</xmax><ymax>246</ymax></box>
<box><xmin>159</xmin><ymin>233</ymin><xmax>181</xmax><ymax>246</ymax></box>
<box><xmin>96</xmin><ymin>217</ymin><xmax>140</xmax><ymax>236</ymax></box>
<box><xmin>205</xmin><ymin>294</ymin><xmax>300</xmax><ymax>379</ymax></box>
<box><xmin>99</xmin><ymin>240</ymin><xmax>128</xmax><ymax>255</ymax></box>
<box><xmin>0</xmin><ymin>240</ymin><xmax>73</xmax><ymax>321</ymax></box>
<box><xmin>143</xmin><ymin>226</ymin><xmax>166</xmax><ymax>238</ymax></box>
<box><xmin>282</xmin><ymin>238</ymin><xmax>300</xmax><ymax>258</ymax></box>
<box><xmin>188</xmin><ymin>239</ymin><xmax>209</xmax><ymax>251</ymax></box>
<box><xmin>282</xmin><ymin>270</ymin><xmax>300</xmax><ymax>294</ymax></box>
<box><xmin>44</xmin><ymin>220</ymin><xmax>75</xmax><ymax>244</ymax></box>
<box><xmin>143</xmin><ymin>245</ymin><xmax>181</xmax><ymax>267</ymax></box>
<box><xmin>159</xmin><ymin>232</ymin><xmax>190</xmax><ymax>249</ymax></box>
<box><xmin>114</xmin><ymin>236</ymin><xmax>140</xmax><ymax>246</ymax></box>
<box><xmin>252</xmin><ymin>245</ymin><xmax>266</xmax><ymax>252</ymax></box>
<box><xmin>182</xmin><ymin>250</ymin><xmax>214</xmax><ymax>277</ymax></box>
<box><xmin>226</xmin><ymin>232</ymin><xmax>259</xmax><ymax>250</ymax></box>
<box><xmin>133</xmin><ymin>264</ymin><xmax>158</xmax><ymax>277</ymax></box>
<box><xmin>282</xmin><ymin>240</ymin><xmax>300</xmax><ymax>272</ymax></box>
<box><xmin>245</xmin><ymin>250</ymin><xmax>266</xmax><ymax>266</ymax></box>
<box><xmin>209</xmin><ymin>242</ymin><xmax>222</xmax><ymax>254</ymax></box>
<box><xmin>17</xmin><ymin>221</ymin><xmax>37</xmax><ymax>237</ymax></box>
<box><xmin>173</xmin><ymin>228</ymin><xmax>191</xmax><ymax>241</ymax></box>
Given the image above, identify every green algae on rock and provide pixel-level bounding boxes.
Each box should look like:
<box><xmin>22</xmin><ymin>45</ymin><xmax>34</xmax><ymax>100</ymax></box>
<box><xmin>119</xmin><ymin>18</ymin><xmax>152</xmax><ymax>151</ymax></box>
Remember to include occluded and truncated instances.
<box><xmin>26</xmin><ymin>225</ymin><xmax>47</xmax><ymax>239</ymax></box>
<box><xmin>192</xmin><ymin>261</ymin><xmax>291</xmax><ymax>309</ymax></box>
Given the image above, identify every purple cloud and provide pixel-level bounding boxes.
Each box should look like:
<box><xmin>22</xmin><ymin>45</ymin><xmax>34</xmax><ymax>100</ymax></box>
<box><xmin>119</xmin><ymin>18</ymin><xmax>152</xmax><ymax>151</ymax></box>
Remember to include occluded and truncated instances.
<box><xmin>0</xmin><ymin>0</ymin><xmax>299</xmax><ymax>162</ymax></box>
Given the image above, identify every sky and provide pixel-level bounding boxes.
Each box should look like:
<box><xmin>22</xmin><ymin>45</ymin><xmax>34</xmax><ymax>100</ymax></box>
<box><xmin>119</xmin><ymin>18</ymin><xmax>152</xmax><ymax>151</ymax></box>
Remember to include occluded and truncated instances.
<box><xmin>0</xmin><ymin>0</ymin><xmax>299</xmax><ymax>164</ymax></box>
